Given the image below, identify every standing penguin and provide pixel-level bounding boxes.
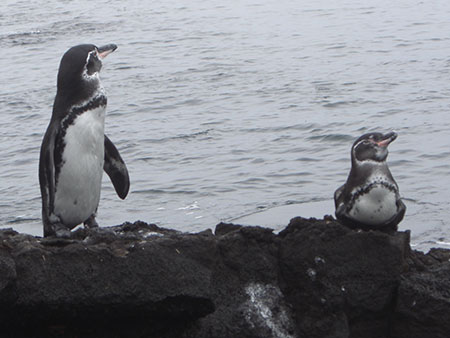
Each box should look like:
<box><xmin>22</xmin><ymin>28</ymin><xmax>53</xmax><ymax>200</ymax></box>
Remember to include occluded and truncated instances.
<box><xmin>39</xmin><ymin>44</ymin><xmax>129</xmax><ymax>237</ymax></box>
<box><xmin>334</xmin><ymin>132</ymin><xmax>406</xmax><ymax>231</ymax></box>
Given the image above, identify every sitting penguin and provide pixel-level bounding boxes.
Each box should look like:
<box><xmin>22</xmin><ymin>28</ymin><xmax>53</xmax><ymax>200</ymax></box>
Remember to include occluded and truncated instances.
<box><xmin>334</xmin><ymin>131</ymin><xmax>406</xmax><ymax>231</ymax></box>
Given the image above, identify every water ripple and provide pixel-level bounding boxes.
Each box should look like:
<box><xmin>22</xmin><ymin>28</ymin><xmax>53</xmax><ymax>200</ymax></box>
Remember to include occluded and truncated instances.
<box><xmin>0</xmin><ymin>0</ymin><xmax>449</xmax><ymax>251</ymax></box>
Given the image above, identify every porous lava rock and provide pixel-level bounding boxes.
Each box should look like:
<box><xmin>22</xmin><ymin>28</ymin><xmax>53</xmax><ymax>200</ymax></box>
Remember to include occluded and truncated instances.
<box><xmin>0</xmin><ymin>218</ymin><xmax>448</xmax><ymax>337</ymax></box>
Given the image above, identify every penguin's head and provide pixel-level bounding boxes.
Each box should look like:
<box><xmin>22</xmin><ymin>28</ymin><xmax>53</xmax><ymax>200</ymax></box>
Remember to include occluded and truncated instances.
<box><xmin>56</xmin><ymin>43</ymin><xmax>117</xmax><ymax>96</ymax></box>
<box><xmin>351</xmin><ymin>132</ymin><xmax>397</xmax><ymax>164</ymax></box>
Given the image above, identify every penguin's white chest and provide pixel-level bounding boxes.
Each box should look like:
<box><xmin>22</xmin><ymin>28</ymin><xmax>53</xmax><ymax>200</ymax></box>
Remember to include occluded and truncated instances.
<box><xmin>349</xmin><ymin>185</ymin><xmax>398</xmax><ymax>225</ymax></box>
<box><xmin>54</xmin><ymin>106</ymin><xmax>105</xmax><ymax>227</ymax></box>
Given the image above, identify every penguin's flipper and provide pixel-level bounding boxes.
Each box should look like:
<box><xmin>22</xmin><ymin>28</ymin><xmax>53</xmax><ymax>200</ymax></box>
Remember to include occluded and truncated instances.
<box><xmin>104</xmin><ymin>135</ymin><xmax>130</xmax><ymax>199</ymax></box>
<box><xmin>334</xmin><ymin>185</ymin><xmax>358</xmax><ymax>228</ymax></box>
<box><xmin>334</xmin><ymin>184</ymin><xmax>345</xmax><ymax>210</ymax></box>
<box><xmin>379</xmin><ymin>198</ymin><xmax>407</xmax><ymax>230</ymax></box>
<box><xmin>335</xmin><ymin>202</ymin><xmax>348</xmax><ymax>223</ymax></box>
<box><xmin>397</xmin><ymin>199</ymin><xmax>407</xmax><ymax>221</ymax></box>
<box><xmin>39</xmin><ymin>122</ymin><xmax>59</xmax><ymax>235</ymax></box>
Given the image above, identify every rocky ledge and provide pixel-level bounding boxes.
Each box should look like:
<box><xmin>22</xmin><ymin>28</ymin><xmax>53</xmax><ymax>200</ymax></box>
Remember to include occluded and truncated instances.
<box><xmin>0</xmin><ymin>217</ymin><xmax>449</xmax><ymax>338</ymax></box>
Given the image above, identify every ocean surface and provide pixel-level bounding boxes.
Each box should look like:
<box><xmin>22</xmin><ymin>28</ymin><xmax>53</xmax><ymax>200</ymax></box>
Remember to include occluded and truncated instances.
<box><xmin>1</xmin><ymin>0</ymin><xmax>450</xmax><ymax>252</ymax></box>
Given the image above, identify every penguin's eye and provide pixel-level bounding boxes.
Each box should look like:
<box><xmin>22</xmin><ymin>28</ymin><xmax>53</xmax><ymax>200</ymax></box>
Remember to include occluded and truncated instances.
<box><xmin>88</xmin><ymin>50</ymin><xmax>99</xmax><ymax>61</ymax></box>
<box><xmin>86</xmin><ymin>50</ymin><xmax>102</xmax><ymax>75</ymax></box>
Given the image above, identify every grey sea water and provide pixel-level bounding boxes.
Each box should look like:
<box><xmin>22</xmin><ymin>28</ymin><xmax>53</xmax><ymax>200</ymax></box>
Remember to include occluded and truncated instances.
<box><xmin>1</xmin><ymin>0</ymin><xmax>449</xmax><ymax>251</ymax></box>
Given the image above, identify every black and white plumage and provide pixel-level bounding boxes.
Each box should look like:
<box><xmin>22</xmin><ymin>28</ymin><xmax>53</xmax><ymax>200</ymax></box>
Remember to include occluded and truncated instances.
<box><xmin>334</xmin><ymin>132</ymin><xmax>406</xmax><ymax>231</ymax></box>
<box><xmin>39</xmin><ymin>44</ymin><xmax>129</xmax><ymax>237</ymax></box>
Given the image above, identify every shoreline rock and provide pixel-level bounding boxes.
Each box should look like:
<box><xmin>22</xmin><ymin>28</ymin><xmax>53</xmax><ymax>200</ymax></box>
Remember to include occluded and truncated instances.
<box><xmin>0</xmin><ymin>218</ymin><xmax>448</xmax><ymax>337</ymax></box>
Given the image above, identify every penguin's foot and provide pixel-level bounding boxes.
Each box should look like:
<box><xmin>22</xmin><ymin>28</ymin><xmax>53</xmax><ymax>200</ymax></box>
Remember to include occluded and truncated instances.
<box><xmin>54</xmin><ymin>227</ymin><xmax>72</xmax><ymax>238</ymax></box>
<box><xmin>44</xmin><ymin>222</ymin><xmax>72</xmax><ymax>238</ymax></box>
<box><xmin>84</xmin><ymin>214</ymin><xmax>99</xmax><ymax>228</ymax></box>
<box><xmin>44</xmin><ymin>214</ymin><xmax>72</xmax><ymax>238</ymax></box>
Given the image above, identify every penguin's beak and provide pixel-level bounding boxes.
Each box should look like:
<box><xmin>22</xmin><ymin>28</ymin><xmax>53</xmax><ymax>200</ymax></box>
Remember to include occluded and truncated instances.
<box><xmin>377</xmin><ymin>132</ymin><xmax>397</xmax><ymax>147</ymax></box>
<box><xmin>97</xmin><ymin>44</ymin><xmax>118</xmax><ymax>59</ymax></box>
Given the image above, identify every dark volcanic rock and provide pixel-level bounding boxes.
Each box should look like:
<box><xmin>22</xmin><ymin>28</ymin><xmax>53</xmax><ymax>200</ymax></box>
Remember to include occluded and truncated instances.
<box><xmin>0</xmin><ymin>217</ymin><xmax>448</xmax><ymax>337</ymax></box>
<box><xmin>279</xmin><ymin>217</ymin><xmax>410</xmax><ymax>338</ymax></box>
<box><xmin>392</xmin><ymin>262</ymin><xmax>450</xmax><ymax>338</ymax></box>
<box><xmin>0</xmin><ymin>223</ymin><xmax>215</xmax><ymax>337</ymax></box>
<box><xmin>190</xmin><ymin>224</ymin><xmax>296</xmax><ymax>338</ymax></box>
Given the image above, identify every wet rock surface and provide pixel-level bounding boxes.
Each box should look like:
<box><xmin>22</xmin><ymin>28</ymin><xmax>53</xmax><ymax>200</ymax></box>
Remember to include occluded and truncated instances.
<box><xmin>0</xmin><ymin>218</ymin><xmax>448</xmax><ymax>337</ymax></box>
